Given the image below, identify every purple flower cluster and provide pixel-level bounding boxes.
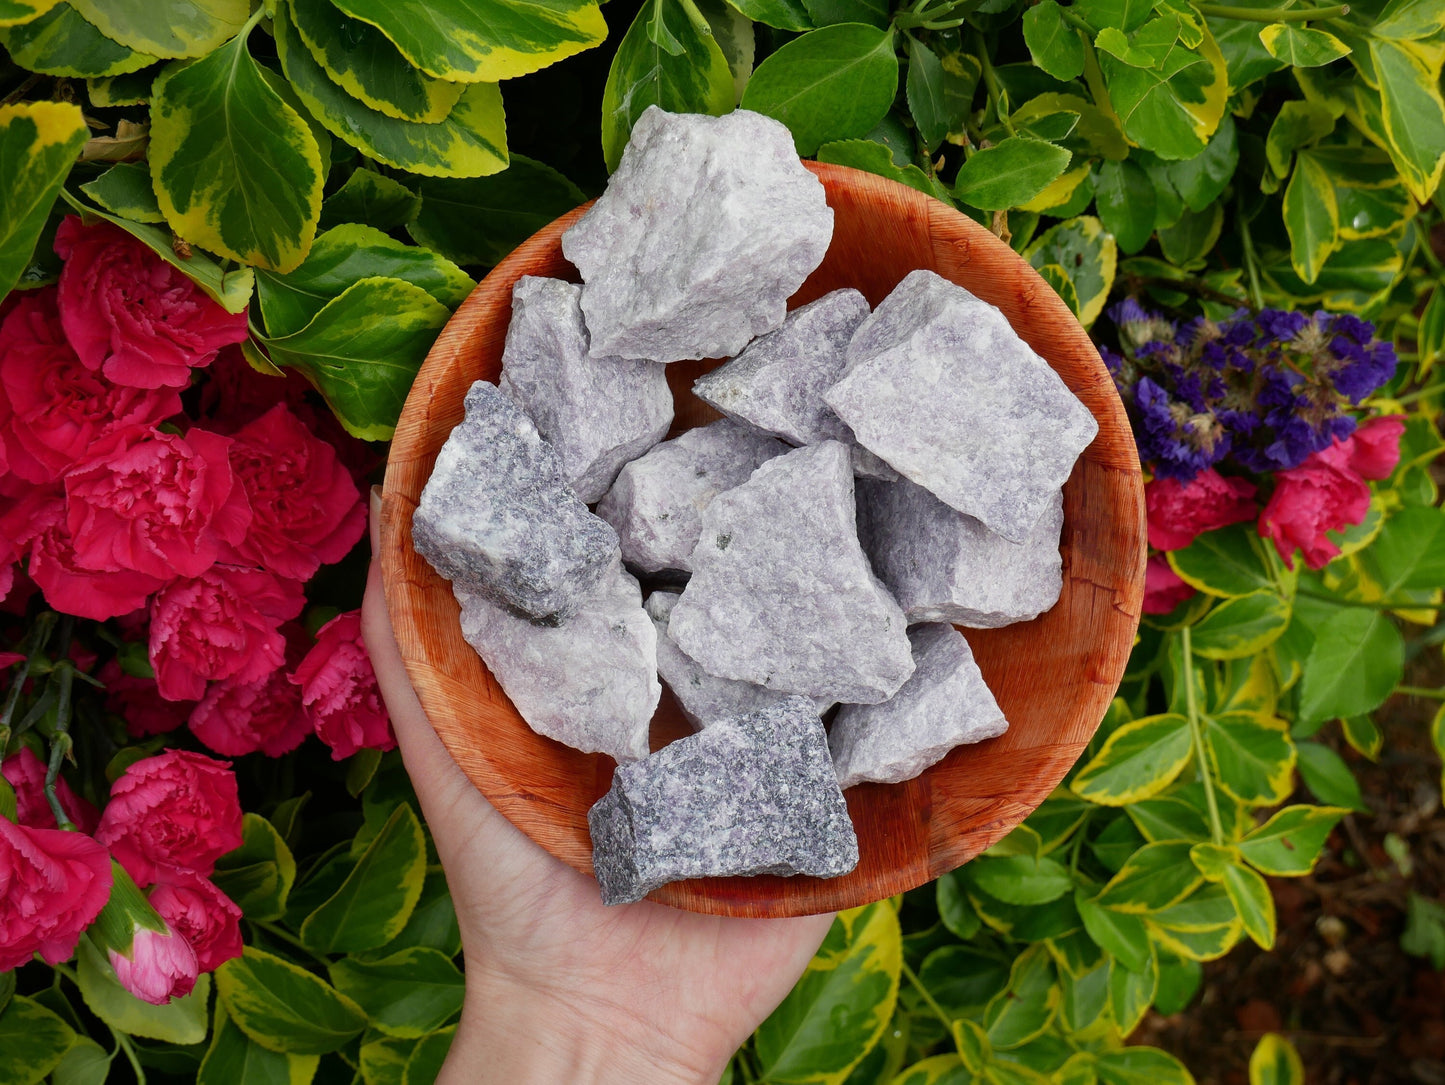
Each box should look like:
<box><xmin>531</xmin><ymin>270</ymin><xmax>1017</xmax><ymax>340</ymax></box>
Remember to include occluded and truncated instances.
<box><xmin>1104</xmin><ymin>301</ymin><xmax>1397</xmax><ymax>481</ymax></box>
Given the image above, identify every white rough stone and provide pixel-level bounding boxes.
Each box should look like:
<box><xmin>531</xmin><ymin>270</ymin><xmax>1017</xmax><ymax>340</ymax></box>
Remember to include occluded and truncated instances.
<box><xmin>499</xmin><ymin>276</ymin><xmax>673</xmax><ymax>503</ymax></box>
<box><xmin>455</xmin><ymin>560</ymin><xmax>659</xmax><ymax>763</ymax></box>
<box><xmin>857</xmin><ymin>476</ymin><xmax>1063</xmax><ymax>627</ymax></box>
<box><xmin>596</xmin><ymin>419</ymin><xmax>787</xmax><ymax>574</ymax></box>
<box><xmin>413</xmin><ymin>381</ymin><xmax>618</xmax><ymax>621</ymax></box>
<box><xmin>669</xmin><ymin>441</ymin><xmax>915</xmax><ymax>704</ymax></box>
<box><xmin>561</xmin><ymin>106</ymin><xmax>833</xmax><ymax>362</ymax></box>
<box><xmin>829</xmin><ymin>624</ymin><xmax>1009</xmax><ymax>789</ymax></box>
<box><xmin>825</xmin><ymin>269</ymin><xmax>1098</xmax><ymax>542</ymax></box>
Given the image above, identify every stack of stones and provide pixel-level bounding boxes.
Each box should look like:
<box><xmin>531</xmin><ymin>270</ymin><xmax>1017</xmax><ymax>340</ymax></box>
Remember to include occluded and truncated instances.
<box><xmin>412</xmin><ymin>106</ymin><xmax>1098</xmax><ymax>906</ymax></box>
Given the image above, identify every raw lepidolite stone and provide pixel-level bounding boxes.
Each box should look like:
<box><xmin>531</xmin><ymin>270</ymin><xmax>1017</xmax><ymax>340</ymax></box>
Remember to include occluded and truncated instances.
<box><xmin>645</xmin><ymin>592</ymin><xmax>825</xmax><ymax>728</ymax></box>
<box><xmin>413</xmin><ymin>381</ymin><xmax>619</xmax><ymax>621</ymax></box>
<box><xmin>669</xmin><ymin>441</ymin><xmax>915</xmax><ymax>704</ymax></box>
<box><xmin>561</xmin><ymin>106</ymin><xmax>833</xmax><ymax>362</ymax></box>
<box><xmin>825</xmin><ymin>269</ymin><xmax>1098</xmax><ymax>543</ymax></box>
<box><xmin>596</xmin><ymin>419</ymin><xmax>787</xmax><ymax>574</ymax></box>
<box><xmin>857</xmin><ymin>476</ymin><xmax>1063</xmax><ymax>627</ymax></box>
<box><xmin>499</xmin><ymin>276</ymin><xmax>673</xmax><ymax>503</ymax></box>
<box><xmin>455</xmin><ymin>560</ymin><xmax>659</xmax><ymax>763</ymax></box>
<box><xmin>588</xmin><ymin>696</ymin><xmax>858</xmax><ymax>904</ymax></box>
<box><xmin>830</xmin><ymin>624</ymin><xmax>1008</xmax><ymax>789</ymax></box>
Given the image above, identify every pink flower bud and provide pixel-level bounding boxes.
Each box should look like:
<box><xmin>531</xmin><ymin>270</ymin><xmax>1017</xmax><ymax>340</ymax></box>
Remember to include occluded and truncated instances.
<box><xmin>109</xmin><ymin>924</ymin><xmax>199</xmax><ymax>1005</ymax></box>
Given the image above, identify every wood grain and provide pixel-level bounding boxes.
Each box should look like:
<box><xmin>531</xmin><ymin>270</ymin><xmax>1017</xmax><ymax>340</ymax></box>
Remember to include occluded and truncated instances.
<box><xmin>380</xmin><ymin>162</ymin><xmax>1146</xmax><ymax>918</ymax></box>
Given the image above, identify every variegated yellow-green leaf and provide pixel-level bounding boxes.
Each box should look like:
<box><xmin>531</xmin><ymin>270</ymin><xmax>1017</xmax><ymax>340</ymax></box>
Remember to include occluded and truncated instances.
<box><xmin>0</xmin><ymin>100</ymin><xmax>88</xmax><ymax>298</ymax></box>
<box><xmin>88</xmin><ymin>68</ymin><xmax>157</xmax><ymax>106</ymax></box>
<box><xmin>1369</xmin><ymin>38</ymin><xmax>1445</xmax><ymax>202</ymax></box>
<box><xmin>275</xmin><ymin>3</ymin><xmax>508</xmax><ymax>179</ymax></box>
<box><xmin>299</xmin><ymin>802</ymin><xmax>428</xmax><ymax>952</ymax></box>
<box><xmin>326</xmin><ymin>0</ymin><xmax>606</xmax><ymax>82</ymax></box>
<box><xmin>1202</xmin><ymin>711</ymin><xmax>1295</xmax><ymax>806</ymax></box>
<box><xmin>754</xmin><ymin>902</ymin><xmax>901</xmax><ymax>1084</ymax></box>
<box><xmin>1283</xmin><ymin>151</ymin><xmax>1340</xmax><ymax>284</ymax></box>
<box><xmin>1341</xmin><ymin>713</ymin><xmax>1382</xmax><ymax>759</ymax></box>
<box><xmin>198</xmin><ymin>1002</ymin><xmax>319</xmax><ymax>1085</ymax></box>
<box><xmin>1075</xmin><ymin>890</ymin><xmax>1151</xmax><ymax>971</ymax></box>
<box><xmin>888</xmin><ymin>1055</ymin><xmax>970</xmax><ymax>1085</ymax></box>
<box><xmin>150</xmin><ymin>16</ymin><xmax>323</xmax><ymax>272</ymax></box>
<box><xmin>1249</xmin><ymin>1033</ymin><xmax>1303</xmax><ymax>1085</ymax></box>
<box><xmin>360</xmin><ymin>1036</ymin><xmax>419</xmax><ymax>1085</ymax></box>
<box><xmin>1221</xmin><ymin>860</ymin><xmax>1275</xmax><ymax>948</ymax></box>
<box><xmin>1216</xmin><ymin>653</ymin><xmax>1279</xmax><ymax>718</ymax></box>
<box><xmin>328</xmin><ymin>949</ymin><xmax>465</xmax><ymax>1039</ymax></box>
<box><xmin>1336</xmin><ymin>178</ymin><xmax>1415</xmax><ymax>241</ymax></box>
<box><xmin>1059</xmin><ymin>961</ymin><xmax>1109</xmax><ymax>1033</ymax></box>
<box><xmin>0</xmin><ymin>996</ymin><xmax>74</xmax><ymax>1085</ymax></box>
<box><xmin>1095</xmin><ymin>841</ymin><xmax>1204</xmax><ymax>913</ymax></box>
<box><xmin>289</xmin><ymin>0</ymin><xmax>465</xmax><ymax>122</ymax></box>
<box><xmin>1071</xmin><ymin>713</ymin><xmax>1192</xmax><ymax>806</ymax></box>
<box><xmin>1187</xmin><ymin>842</ymin><xmax>1236</xmax><ymax>881</ymax></box>
<box><xmin>68</xmin><ymin>0</ymin><xmax>249</xmax><ymax>58</ymax></box>
<box><xmin>953</xmin><ymin>136</ymin><xmax>1072</xmax><ymax>211</ymax></box>
<box><xmin>601</xmin><ymin>0</ymin><xmax>734</xmax><ymax>173</ymax></box>
<box><xmin>1188</xmin><ymin>591</ymin><xmax>1291</xmax><ymax>660</ymax></box>
<box><xmin>1264</xmin><ymin>100</ymin><xmax>1334</xmax><ymax>178</ymax></box>
<box><xmin>1099</xmin><ymin>25</ymin><xmax>1227</xmax><ymax>160</ymax></box>
<box><xmin>1147</xmin><ymin>881</ymin><xmax>1239</xmax><ymax>931</ymax></box>
<box><xmin>212</xmin><ymin>813</ymin><xmax>298</xmax><ymax>922</ymax></box>
<box><xmin>1025</xmin><ymin>215</ymin><xmax>1116</xmax><ymax>326</ymax></box>
<box><xmin>0</xmin><ymin>0</ymin><xmax>59</xmax><ymax>26</ymax></box>
<box><xmin>1259</xmin><ymin>23</ymin><xmax>1349</xmax><ymax>67</ymax></box>
<box><xmin>1017</xmin><ymin>162</ymin><xmax>1091</xmax><ymax>212</ymax></box>
<box><xmin>949</xmin><ymin>1018</ymin><xmax>988</xmax><ymax>1072</ymax></box>
<box><xmin>1095</xmin><ymin>1048</ymin><xmax>1196</xmax><ymax>1085</ymax></box>
<box><xmin>1237</xmin><ymin>804</ymin><xmax>1344</xmax><ymax>877</ymax></box>
<box><xmin>982</xmin><ymin>945</ymin><xmax>1058</xmax><ymax>1050</ymax></box>
<box><xmin>1127</xmin><ymin>794</ymin><xmax>1211</xmax><ymax>843</ymax></box>
<box><xmin>75</xmin><ymin>937</ymin><xmax>212</xmax><ymax>1044</ymax></box>
<box><xmin>403</xmin><ymin>1027</ymin><xmax>455</xmax><ymax>1084</ymax></box>
<box><xmin>324</xmin><ymin>167</ymin><xmax>420</xmax><ymax>232</ymax></box>
<box><xmin>1107</xmin><ymin>949</ymin><xmax>1157</xmax><ymax>1034</ymax></box>
<box><xmin>79</xmin><ymin>162</ymin><xmax>164</xmax><ymax>223</ymax></box>
<box><xmin>0</xmin><ymin>2</ymin><xmax>157</xmax><ymax>77</ymax></box>
<box><xmin>1146</xmin><ymin>916</ymin><xmax>1242</xmax><ymax>962</ymax></box>
<box><xmin>216</xmin><ymin>948</ymin><xmax>367</xmax><ymax>1055</ymax></box>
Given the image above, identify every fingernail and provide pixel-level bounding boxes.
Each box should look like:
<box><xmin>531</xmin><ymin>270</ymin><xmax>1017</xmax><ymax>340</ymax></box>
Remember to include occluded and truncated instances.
<box><xmin>369</xmin><ymin>486</ymin><xmax>383</xmax><ymax>555</ymax></box>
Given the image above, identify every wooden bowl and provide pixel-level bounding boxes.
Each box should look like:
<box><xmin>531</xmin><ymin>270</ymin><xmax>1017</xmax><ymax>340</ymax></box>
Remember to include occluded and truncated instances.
<box><xmin>380</xmin><ymin>162</ymin><xmax>1146</xmax><ymax>918</ymax></box>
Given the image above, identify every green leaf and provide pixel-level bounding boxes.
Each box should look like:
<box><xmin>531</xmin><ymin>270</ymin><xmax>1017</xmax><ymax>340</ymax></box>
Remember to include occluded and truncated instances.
<box><xmin>0</xmin><ymin>101</ymin><xmax>88</xmax><ymax>298</ymax></box>
<box><xmin>1237</xmin><ymin>804</ymin><xmax>1345</xmax><ymax>875</ymax></box>
<box><xmin>360</xmin><ymin>1036</ymin><xmax>419</xmax><ymax>1085</ymax></box>
<box><xmin>1127</xmin><ymin>794</ymin><xmax>1210</xmax><ymax>842</ymax></box>
<box><xmin>1189</xmin><ymin>591</ymin><xmax>1291</xmax><ymax>660</ymax></box>
<box><xmin>907</xmin><ymin>40</ymin><xmax>950</xmax><ymax>150</ymax></box>
<box><xmin>329</xmin><ymin>948</ymin><xmax>464</xmax><ymax>1039</ymax></box>
<box><xmin>300</xmin><ymin>803</ymin><xmax>428</xmax><ymax>954</ymax></box>
<box><xmin>402</xmin><ymin>1027</ymin><xmax>454</xmax><ymax>1085</ymax></box>
<box><xmin>1202</xmin><ymin>711</ymin><xmax>1296</xmax><ymax>806</ymax></box>
<box><xmin>1432</xmin><ymin>703</ymin><xmax>1445</xmax><ymax>801</ymax></box>
<box><xmin>967</xmin><ymin>854</ymin><xmax>1075</xmax><ymax>906</ymax></box>
<box><xmin>1370</xmin><ymin>39</ymin><xmax>1445</xmax><ymax>202</ymax></box>
<box><xmin>936</xmin><ymin>872</ymin><xmax>982</xmax><ymax>940</ymax></box>
<box><xmin>1168</xmin><ymin>525</ymin><xmax>1274</xmax><ymax>599</ymax></box>
<box><xmin>324</xmin><ymin>0</ymin><xmax>605</xmax><ymax>82</ymax></box>
<box><xmin>1335</xmin><ymin>176</ymin><xmax>1414</xmax><ymax>240</ymax></box>
<box><xmin>1093</xmin><ymin>158</ymin><xmax>1156</xmax><ymax>254</ymax></box>
<box><xmin>1373</xmin><ymin>0</ymin><xmax>1445</xmax><ymax>39</ymax></box>
<box><xmin>1401</xmin><ymin>891</ymin><xmax>1445</xmax><ymax>969</ymax></box>
<box><xmin>78</xmin><ymin>162</ymin><xmax>164</xmax><ymax>223</ymax></box>
<box><xmin>150</xmin><ymin>20</ymin><xmax>323</xmax><ymax>272</ymax></box>
<box><xmin>1153</xmin><ymin>956</ymin><xmax>1202</xmax><ymax>1016</ymax></box>
<box><xmin>1107</xmin><ymin>950</ymin><xmax>1157</xmax><ymax>1034</ymax></box>
<box><xmin>1249</xmin><ymin>1033</ymin><xmax>1304</xmax><ymax>1085</ymax></box>
<box><xmin>1283</xmin><ymin>150</ymin><xmax>1340</xmax><ymax>284</ymax></box>
<box><xmin>1265</xmin><ymin>100</ymin><xmax>1335</xmax><ymax>178</ymax></box>
<box><xmin>1074</xmin><ymin>890</ymin><xmax>1151</xmax><ymax>972</ymax></box>
<box><xmin>1187</xmin><ymin>841</ymin><xmax>1236</xmax><ymax>881</ymax></box>
<box><xmin>198</xmin><ymin>1002</ymin><xmax>320</xmax><ymax>1085</ymax></box>
<box><xmin>697</xmin><ymin>0</ymin><xmax>755</xmax><ymax>101</ymax></box>
<box><xmin>68</xmin><ymin>0</ymin><xmax>248</xmax><ymax>58</ymax></box>
<box><xmin>1165</xmin><ymin>112</ymin><xmax>1237</xmax><ymax>212</ymax></box>
<box><xmin>256</xmin><ymin>222</ymin><xmax>472</xmax><ymax>338</ymax></box>
<box><xmin>755</xmin><ymin>902</ymin><xmax>901</xmax><ymax>1083</ymax></box>
<box><xmin>368</xmin><ymin>869</ymin><xmax>462</xmax><ymax>958</ymax></box>
<box><xmin>1157</xmin><ymin>201</ymin><xmax>1223</xmax><ymax>266</ymax></box>
<box><xmin>274</xmin><ymin>4</ymin><xmax>508</xmax><ymax>179</ymax></box>
<box><xmin>1220</xmin><ymin>860</ymin><xmax>1274</xmax><ymax>949</ymax></box>
<box><xmin>1296</xmin><ymin>604</ymin><xmax>1404</xmax><ymax>726</ymax></box>
<box><xmin>888</xmin><ymin>1055</ymin><xmax>971</xmax><ymax>1085</ymax></box>
<box><xmin>1094</xmin><ymin>817</ymin><xmax>1148</xmax><ymax>875</ymax></box>
<box><xmin>1075</xmin><ymin>0</ymin><xmax>1154</xmax><ymax>32</ymax></box>
<box><xmin>0</xmin><ymin>996</ymin><xmax>75</xmax><ymax>1085</ymax></box>
<box><xmin>0</xmin><ymin>2</ymin><xmax>157</xmax><ymax>77</ymax></box>
<box><xmin>261</xmin><ymin>276</ymin><xmax>451</xmax><ymax>440</ymax></box>
<box><xmin>75</xmin><ymin>937</ymin><xmax>212</xmax><ymax>1044</ymax></box>
<box><xmin>816</xmin><ymin>139</ymin><xmax>952</xmax><ymax>201</ymax></box>
<box><xmin>0</xmin><ymin>0</ymin><xmax>59</xmax><ymax>25</ymax></box>
<box><xmin>1340</xmin><ymin>714</ymin><xmax>1382</xmax><ymax>760</ymax></box>
<box><xmin>600</xmin><ymin>0</ymin><xmax>734</xmax><ymax>172</ymax></box>
<box><xmin>739</xmin><ymin>23</ymin><xmax>898</xmax><ymax>157</ymax></box>
<box><xmin>217</xmin><ymin>947</ymin><xmax>368</xmax><ymax>1055</ymax></box>
<box><xmin>1094</xmin><ymin>1048</ymin><xmax>1195</xmax><ymax>1085</ymax></box>
<box><xmin>51</xmin><ymin>1037</ymin><xmax>111</xmax><ymax>1085</ymax></box>
<box><xmin>213</xmin><ymin>813</ymin><xmax>298</xmax><ymax>922</ymax></box>
<box><xmin>919</xmin><ymin>945</ymin><xmax>1012</xmax><ymax>1017</ymax></box>
<box><xmin>1294</xmin><ymin>741</ymin><xmax>1367</xmax><ymax>812</ymax></box>
<box><xmin>803</xmin><ymin>0</ymin><xmax>887</xmax><ymax>27</ymax></box>
<box><xmin>1059</xmin><ymin>961</ymin><xmax>1109</xmax><ymax>1032</ymax></box>
<box><xmin>1355</xmin><ymin>506</ymin><xmax>1445</xmax><ymax>593</ymax></box>
<box><xmin>322</xmin><ymin>168</ymin><xmax>420</xmax><ymax>232</ymax></box>
<box><xmin>1259</xmin><ymin>23</ymin><xmax>1349</xmax><ymax>67</ymax></box>
<box><xmin>87</xmin><ymin>67</ymin><xmax>158</xmax><ymax>106</ymax></box>
<box><xmin>982</xmin><ymin>946</ymin><xmax>1058</xmax><ymax>1050</ymax></box>
<box><xmin>1095</xmin><ymin>841</ymin><xmax>1203</xmax><ymax>913</ymax></box>
<box><xmin>1025</xmin><ymin>215</ymin><xmax>1116</xmax><ymax>326</ymax></box>
<box><xmin>289</xmin><ymin>0</ymin><xmax>465</xmax><ymax>122</ymax></box>
<box><xmin>725</xmin><ymin>0</ymin><xmax>812</xmax><ymax>31</ymax></box>
<box><xmin>1096</xmin><ymin>17</ymin><xmax>1181</xmax><ymax>69</ymax></box>
<box><xmin>953</xmin><ymin>137</ymin><xmax>1072</xmax><ymax>211</ymax></box>
<box><xmin>1099</xmin><ymin>28</ymin><xmax>1228</xmax><ymax>160</ymax></box>
<box><xmin>1023</xmin><ymin>0</ymin><xmax>1085</xmax><ymax>81</ymax></box>
<box><xmin>1072</xmin><ymin>713</ymin><xmax>1192</xmax><ymax>806</ymax></box>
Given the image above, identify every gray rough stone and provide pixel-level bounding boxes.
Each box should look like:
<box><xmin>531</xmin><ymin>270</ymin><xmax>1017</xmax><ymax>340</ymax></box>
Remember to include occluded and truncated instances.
<box><xmin>413</xmin><ymin>381</ymin><xmax>619</xmax><ymax>621</ymax></box>
<box><xmin>561</xmin><ymin>106</ymin><xmax>833</xmax><ymax>362</ymax></box>
<box><xmin>829</xmin><ymin>624</ymin><xmax>1009</xmax><ymax>789</ymax></box>
<box><xmin>455</xmin><ymin>559</ymin><xmax>659</xmax><ymax>763</ymax></box>
<box><xmin>645</xmin><ymin>592</ymin><xmax>829</xmax><ymax>728</ymax></box>
<box><xmin>596</xmin><ymin>419</ymin><xmax>787</xmax><ymax>575</ymax></box>
<box><xmin>857</xmin><ymin>476</ymin><xmax>1063</xmax><ymax>627</ymax></box>
<box><xmin>669</xmin><ymin>441</ymin><xmax>915</xmax><ymax>704</ymax></box>
<box><xmin>588</xmin><ymin>696</ymin><xmax>858</xmax><ymax>904</ymax></box>
<box><xmin>499</xmin><ymin>276</ymin><xmax>673</xmax><ymax>503</ymax></box>
<box><xmin>825</xmin><ymin>269</ymin><xmax>1098</xmax><ymax>543</ymax></box>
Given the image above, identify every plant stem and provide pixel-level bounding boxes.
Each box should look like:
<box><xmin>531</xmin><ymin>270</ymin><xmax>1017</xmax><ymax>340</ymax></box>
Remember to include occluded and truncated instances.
<box><xmin>1196</xmin><ymin>2</ymin><xmax>1349</xmax><ymax>19</ymax></box>
<box><xmin>1238</xmin><ymin>205</ymin><xmax>1267</xmax><ymax>311</ymax></box>
<box><xmin>1123</xmin><ymin>272</ymin><xmax>1251</xmax><ymax>310</ymax></box>
<box><xmin>111</xmin><ymin>1028</ymin><xmax>145</xmax><ymax>1085</ymax></box>
<box><xmin>971</xmin><ymin>28</ymin><xmax>1015</xmax><ymax>136</ymax></box>
<box><xmin>251</xmin><ymin>920</ymin><xmax>332</xmax><ymax>969</ymax></box>
<box><xmin>1181</xmin><ymin>627</ymin><xmax>1225</xmax><ymax>846</ymax></box>
<box><xmin>900</xmin><ymin>958</ymin><xmax>959</xmax><ymax>1051</ymax></box>
<box><xmin>1390</xmin><ymin>385</ymin><xmax>1442</xmax><ymax>406</ymax></box>
<box><xmin>1295</xmin><ymin>587</ymin><xmax>1430</xmax><ymax>611</ymax></box>
<box><xmin>1396</xmin><ymin>685</ymin><xmax>1445</xmax><ymax>699</ymax></box>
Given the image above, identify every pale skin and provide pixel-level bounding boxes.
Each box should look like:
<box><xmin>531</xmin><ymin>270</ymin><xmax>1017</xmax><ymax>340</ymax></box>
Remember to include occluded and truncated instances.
<box><xmin>360</xmin><ymin>491</ymin><xmax>836</xmax><ymax>1084</ymax></box>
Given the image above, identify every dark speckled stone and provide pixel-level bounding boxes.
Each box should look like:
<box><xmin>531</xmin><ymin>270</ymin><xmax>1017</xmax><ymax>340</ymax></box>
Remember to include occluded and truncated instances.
<box><xmin>588</xmin><ymin>696</ymin><xmax>859</xmax><ymax>905</ymax></box>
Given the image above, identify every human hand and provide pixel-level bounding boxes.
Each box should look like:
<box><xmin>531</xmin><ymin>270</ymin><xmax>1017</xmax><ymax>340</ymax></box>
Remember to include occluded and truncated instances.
<box><xmin>360</xmin><ymin>490</ymin><xmax>836</xmax><ymax>1084</ymax></box>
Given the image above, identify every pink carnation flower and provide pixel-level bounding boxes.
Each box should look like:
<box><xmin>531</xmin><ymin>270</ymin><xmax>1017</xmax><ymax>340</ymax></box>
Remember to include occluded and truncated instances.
<box><xmin>1142</xmin><ymin>554</ymin><xmax>1195</xmax><ymax>615</ymax></box>
<box><xmin>148</xmin><ymin>564</ymin><xmax>305</xmax><ymax>701</ymax></box>
<box><xmin>2</xmin><ymin>746</ymin><xmax>99</xmax><ymax>833</ymax></box>
<box><xmin>291</xmin><ymin>610</ymin><xmax>395</xmax><ymax>760</ymax></box>
<box><xmin>53</xmin><ymin>216</ymin><xmax>248</xmax><ymax>389</ymax></box>
<box><xmin>227</xmin><ymin>405</ymin><xmax>365</xmax><ymax>581</ymax></box>
<box><xmin>148</xmin><ymin>868</ymin><xmax>242</xmax><ymax>974</ymax></box>
<box><xmin>1321</xmin><ymin>414</ymin><xmax>1406</xmax><ymax>481</ymax></box>
<box><xmin>0</xmin><ymin>818</ymin><xmax>112</xmax><ymax>971</ymax></box>
<box><xmin>110</xmin><ymin>923</ymin><xmax>199</xmax><ymax>1005</ymax></box>
<box><xmin>1146</xmin><ymin>469</ymin><xmax>1258</xmax><ymax>552</ymax></box>
<box><xmin>95</xmin><ymin>749</ymin><xmax>243</xmax><ymax>886</ymax></box>
<box><xmin>1259</xmin><ymin>451</ymin><xmax>1372</xmax><ymax>571</ymax></box>
<box><xmin>0</xmin><ymin>288</ymin><xmax>181</xmax><ymax>484</ymax></box>
<box><xmin>64</xmin><ymin>426</ymin><xmax>251</xmax><ymax>581</ymax></box>
<box><xmin>190</xmin><ymin>651</ymin><xmax>312</xmax><ymax>758</ymax></box>
<box><xmin>99</xmin><ymin>660</ymin><xmax>192</xmax><ymax>738</ymax></box>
